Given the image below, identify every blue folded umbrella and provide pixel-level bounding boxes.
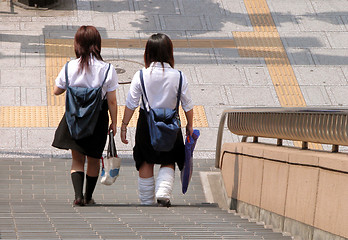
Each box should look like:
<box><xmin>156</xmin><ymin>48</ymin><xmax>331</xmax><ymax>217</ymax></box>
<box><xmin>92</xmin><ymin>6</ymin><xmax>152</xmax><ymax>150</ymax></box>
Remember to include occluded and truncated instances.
<box><xmin>181</xmin><ymin>129</ymin><xmax>200</xmax><ymax>194</ymax></box>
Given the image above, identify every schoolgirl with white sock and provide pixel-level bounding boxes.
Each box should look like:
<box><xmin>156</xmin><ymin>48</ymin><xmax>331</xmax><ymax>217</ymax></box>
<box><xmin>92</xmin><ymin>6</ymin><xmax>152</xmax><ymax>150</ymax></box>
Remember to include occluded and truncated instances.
<box><xmin>120</xmin><ymin>33</ymin><xmax>194</xmax><ymax>206</ymax></box>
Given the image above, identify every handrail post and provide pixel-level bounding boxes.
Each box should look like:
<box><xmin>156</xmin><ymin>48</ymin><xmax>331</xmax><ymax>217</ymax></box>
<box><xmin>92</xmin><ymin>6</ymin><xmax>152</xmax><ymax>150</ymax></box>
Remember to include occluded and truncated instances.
<box><xmin>215</xmin><ymin>110</ymin><xmax>229</xmax><ymax>168</ymax></box>
<box><xmin>332</xmin><ymin>145</ymin><xmax>339</xmax><ymax>153</ymax></box>
<box><xmin>302</xmin><ymin>141</ymin><xmax>308</xmax><ymax>150</ymax></box>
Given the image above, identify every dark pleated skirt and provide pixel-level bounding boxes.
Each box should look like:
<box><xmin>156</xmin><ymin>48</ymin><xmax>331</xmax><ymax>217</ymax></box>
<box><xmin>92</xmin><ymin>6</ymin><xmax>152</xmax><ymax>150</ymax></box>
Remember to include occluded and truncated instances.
<box><xmin>52</xmin><ymin>101</ymin><xmax>109</xmax><ymax>159</ymax></box>
<box><xmin>133</xmin><ymin>109</ymin><xmax>185</xmax><ymax>171</ymax></box>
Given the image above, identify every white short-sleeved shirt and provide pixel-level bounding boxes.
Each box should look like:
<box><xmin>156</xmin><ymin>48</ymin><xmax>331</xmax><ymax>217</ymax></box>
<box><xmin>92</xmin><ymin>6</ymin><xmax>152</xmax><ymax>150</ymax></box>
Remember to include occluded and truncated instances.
<box><xmin>126</xmin><ymin>62</ymin><xmax>194</xmax><ymax>112</ymax></box>
<box><xmin>55</xmin><ymin>57</ymin><xmax>119</xmax><ymax>96</ymax></box>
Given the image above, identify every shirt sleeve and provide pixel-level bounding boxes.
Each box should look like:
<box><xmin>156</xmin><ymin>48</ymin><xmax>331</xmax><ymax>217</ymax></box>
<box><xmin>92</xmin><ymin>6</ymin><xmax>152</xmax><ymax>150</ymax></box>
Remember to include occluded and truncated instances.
<box><xmin>55</xmin><ymin>65</ymin><xmax>67</xmax><ymax>89</ymax></box>
<box><xmin>126</xmin><ymin>70</ymin><xmax>142</xmax><ymax>110</ymax></box>
<box><xmin>180</xmin><ymin>73</ymin><xmax>194</xmax><ymax>112</ymax></box>
<box><xmin>104</xmin><ymin>65</ymin><xmax>119</xmax><ymax>92</ymax></box>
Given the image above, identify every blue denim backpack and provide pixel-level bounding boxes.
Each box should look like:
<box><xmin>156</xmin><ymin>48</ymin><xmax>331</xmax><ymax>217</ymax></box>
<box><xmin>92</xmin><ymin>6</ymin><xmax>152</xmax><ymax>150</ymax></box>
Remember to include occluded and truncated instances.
<box><xmin>139</xmin><ymin>69</ymin><xmax>183</xmax><ymax>152</ymax></box>
<box><xmin>64</xmin><ymin>62</ymin><xmax>111</xmax><ymax>140</ymax></box>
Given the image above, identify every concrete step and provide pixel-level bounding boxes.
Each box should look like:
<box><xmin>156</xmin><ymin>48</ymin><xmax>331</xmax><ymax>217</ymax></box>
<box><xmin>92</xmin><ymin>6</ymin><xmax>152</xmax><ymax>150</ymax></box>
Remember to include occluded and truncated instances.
<box><xmin>0</xmin><ymin>158</ymin><xmax>293</xmax><ymax>239</ymax></box>
<box><xmin>0</xmin><ymin>200</ymin><xmax>292</xmax><ymax>240</ymax></box>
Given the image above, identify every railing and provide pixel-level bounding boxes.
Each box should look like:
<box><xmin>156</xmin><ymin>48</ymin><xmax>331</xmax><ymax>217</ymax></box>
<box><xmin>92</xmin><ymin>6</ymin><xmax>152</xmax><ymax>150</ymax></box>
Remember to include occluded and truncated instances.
<box><xmin>215</xmin><ymin>108</ymin><xmax>348</xmax><ymax>168</ymax></box>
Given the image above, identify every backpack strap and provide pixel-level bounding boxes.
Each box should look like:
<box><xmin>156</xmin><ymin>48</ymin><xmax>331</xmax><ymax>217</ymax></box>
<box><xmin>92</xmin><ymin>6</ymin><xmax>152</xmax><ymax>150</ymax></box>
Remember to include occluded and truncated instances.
<box><xmin>139</xmin><ymin>70</ymin><xmax>150</xmax><ymax>111</ymax></box>
<box><xmin>65</xmin><ymin>62</ymin><xmax>111</xmax><ymax>89</ymax></box>
<box><xmin>65</xmin><ymin>61</ymin><xmax>70</xmax><ymax>86</ymax></box>
<box><xmin>139</xmin><ymin>69</ymin><xmax>183</xmax><ymax>112</ymax></box>
<box><xmin>101</xmin><ymin>63</ymin><xmax>111</xmax><ymax>87</ymax></box>
<box><xmin>175</xmin><ymin>71</ymin><xmax>183</xmax><ymax>112</ymax></box>
<box><xmin>99</xmin><ymin>63</ymin><xmax>111</xmax><ymax>99</ymax></box>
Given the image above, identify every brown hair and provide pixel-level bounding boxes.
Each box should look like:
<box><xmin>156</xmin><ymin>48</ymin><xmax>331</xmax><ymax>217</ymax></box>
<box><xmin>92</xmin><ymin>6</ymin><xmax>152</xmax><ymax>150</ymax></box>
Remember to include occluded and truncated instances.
<box><xmin>74</xmin><ymin>25</ymin><xmax>103</xmax><ymax>71</ymax></box>
<box><xmin>144</xmin><ymin>33</ymin><xmax>174</xmax><ymax>68</ymax></box>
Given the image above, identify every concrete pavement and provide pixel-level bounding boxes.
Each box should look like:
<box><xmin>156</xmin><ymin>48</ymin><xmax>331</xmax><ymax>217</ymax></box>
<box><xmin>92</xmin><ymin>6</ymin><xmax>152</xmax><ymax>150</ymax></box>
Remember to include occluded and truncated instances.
<box><xmin>2</xmin><ymin>0</ymin><xmax>348</xmax><ymax>158</ymax></box>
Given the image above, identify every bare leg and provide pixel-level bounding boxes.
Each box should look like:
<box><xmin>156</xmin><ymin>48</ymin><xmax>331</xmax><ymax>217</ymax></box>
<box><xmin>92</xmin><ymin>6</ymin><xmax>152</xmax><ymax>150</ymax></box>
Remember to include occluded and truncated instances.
<box><xmin>139</xmin><ymin>161</ymin><xmax>154</xmax><ymax>178</ymax></box>
<box><xmin>160</xmin><ymin>163</ymin><xmax>175</xmax><ymax>170</ymax></box>
<box><xmin>71</xmin><ymin>150</ymin><xmax>86</xmax><ymax>173</ymax></box>
<box><xmin>86</xmin><ymin>156</ymin><xmax>100</xmax><ymax>177</ymax></box>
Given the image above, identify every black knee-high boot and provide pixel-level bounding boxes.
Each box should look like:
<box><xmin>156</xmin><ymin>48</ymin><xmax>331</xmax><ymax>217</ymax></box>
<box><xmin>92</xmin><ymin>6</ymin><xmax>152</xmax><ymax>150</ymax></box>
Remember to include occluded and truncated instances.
<box><xmin>85</xmin><ymin>175</ymin><xmax>98</xmax><ymax>204</ymax></box>
<box><xmin>71</xmin><ymin>171</ymin><xmax>84</xmax><ymax>205</ymax></box>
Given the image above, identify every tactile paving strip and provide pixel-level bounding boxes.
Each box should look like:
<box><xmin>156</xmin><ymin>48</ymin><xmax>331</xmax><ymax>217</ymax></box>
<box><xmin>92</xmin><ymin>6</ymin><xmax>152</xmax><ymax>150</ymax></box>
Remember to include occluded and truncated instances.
<box><xmin>233</xmin><ymin>3</ymin><xmax>306</xmax><ymax>108</ymax></box>
<box><xmin>235</xmin><ymin>0</ymin><xmax>321</xmax><ymax>150</ymax></box>
<box><xmin>0</xmin><ymin>105</ymin><xmax>207</xmax><ymax>128</ymax></box>
<box><xmin>0</xmin><ymin>106</ymin><xmax>48</xmax><ymax>128</ymax></box>
<box><xmin>45</xmin><ymin>39</ymin><xmax>73</xmax><ymax>107</ymax></box>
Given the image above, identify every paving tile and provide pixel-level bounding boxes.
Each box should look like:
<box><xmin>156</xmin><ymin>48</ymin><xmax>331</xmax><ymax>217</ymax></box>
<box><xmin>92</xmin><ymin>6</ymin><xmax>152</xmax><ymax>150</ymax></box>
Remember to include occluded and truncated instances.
<box><xmin>327</xmin><ymin>86</ymin><xmax>348</xmax><ymax>106</ymax></box>
<box><xmin>136</xmin><ymin>0</ymin><xmax>179</xmax><ymax>14</ymax></box>
<box><xmin>208</xmin><ymin>16</ymin><xmax>252</xmax><ymax>32</ymax></box>
<box><xmin>326</xmin><ymin>32</ymin><xmax>348</xmax><ymax>48</ymax></box>
<box><xmin>297</xmin><ymin>16</ymin><xmax>346</xmax><ymax>32</ymax></box>
<box><xmin>113</xmin><ymin>13</ymin><xmax>160</xmax><ymax>31</ymax></box>
<box><xmin>161</xmin><ymin>16</ymin><xmax>207</xmax><ymax>31</ymax></box>
<box><xmin>226</xmin><ymin>86</ymin><xmax>279</xmax><ymax>107</ymax></box>
<box><xmin>196</xmin><ymin>65</ymin><xmax>248</xmax><ymax>85</ymax></box>
<box><xmin>311</xmin><ymin>0</ymin><xmax>348</xmax><ymax>13</ymax></box>
<box><xmin>272</xmin><ymin>16</ymin><xmax>301</xmax><ymax>32</ymax></box>
<box><xmin>281</xmin><ymin>32</ymin><xmax>330</xmax><ymax>48</ymax></box>
<box><xmin>301</xmin><ymin>86</ymin><xmax>332</xmax><ymax>106</ymax></box>
<box><xmin>286</xmin><ymin>48</ymin><xmax>316</xmax><ymax>66</ymax></box>
<box><xmin>0</xmin><ymin>87</ymin><xmax>21</xmax><ymax>106</ymax></box>
<box><xmin>311</xmin><ymin>49</ymin><xmax>348</xmax><ymax>65</ymax></box>
<box><xmin>268</xmin><ymin>0</ymin><xmax>315</xmax><ymax>15</ymax></box>
<box><xmin>294</xmin><ymin>66</ymin><xmax>347</xmax><ymax>85</ymax></box>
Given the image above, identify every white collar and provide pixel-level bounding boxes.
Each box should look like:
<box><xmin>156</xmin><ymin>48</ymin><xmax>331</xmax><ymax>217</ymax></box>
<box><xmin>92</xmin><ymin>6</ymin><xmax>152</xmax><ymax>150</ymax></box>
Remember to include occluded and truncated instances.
<box><xmin>150</xmin><ymin>62</ymin><xmax>172</xmax><ymax>68</ymax></box>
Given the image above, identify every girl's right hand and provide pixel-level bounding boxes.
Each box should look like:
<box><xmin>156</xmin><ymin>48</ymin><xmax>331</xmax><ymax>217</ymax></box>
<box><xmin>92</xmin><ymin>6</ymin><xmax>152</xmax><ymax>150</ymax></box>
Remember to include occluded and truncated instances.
<box><xmin>186</xmin><ymin>124</ymin><xmax>193</xmax><ymax>137</ymax></box>
<box><xmin>120</xmin><ymin>128</ymin><xmax>128</xmax><ymax>144</ymax></box>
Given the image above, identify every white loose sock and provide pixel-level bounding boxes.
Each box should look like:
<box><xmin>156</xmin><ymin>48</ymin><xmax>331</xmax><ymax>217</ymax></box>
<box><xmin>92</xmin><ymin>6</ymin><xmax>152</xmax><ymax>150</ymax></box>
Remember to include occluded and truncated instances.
<box><xmin>138</xmin><ymin>176</ymin><xmax>155</xmax><ymax>205</ymax></box>
<box><xmin>155</xmin><ymin>167</ymin><xmax>175</xmax><ymax>200</ymax></box>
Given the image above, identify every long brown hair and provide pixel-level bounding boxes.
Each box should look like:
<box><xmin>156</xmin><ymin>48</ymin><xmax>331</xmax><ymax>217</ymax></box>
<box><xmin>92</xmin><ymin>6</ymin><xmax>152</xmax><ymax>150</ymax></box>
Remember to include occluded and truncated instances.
<box><xmin>144</xmin><ymin>33</ymin><xmax>174</xmax><ymax>68</ymax></box>
<box><xmin>74</xmin><ymin>25</ymin><xmax>103</xmax><ymax>71</ymax></box>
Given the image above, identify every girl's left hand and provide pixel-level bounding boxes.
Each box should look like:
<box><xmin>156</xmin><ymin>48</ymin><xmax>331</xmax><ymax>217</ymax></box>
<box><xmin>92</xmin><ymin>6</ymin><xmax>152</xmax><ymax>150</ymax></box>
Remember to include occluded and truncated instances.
<box><xmin>109</xmin><ymin>123</ymin><xmax>117</xmax><ymax>136</ymax></box>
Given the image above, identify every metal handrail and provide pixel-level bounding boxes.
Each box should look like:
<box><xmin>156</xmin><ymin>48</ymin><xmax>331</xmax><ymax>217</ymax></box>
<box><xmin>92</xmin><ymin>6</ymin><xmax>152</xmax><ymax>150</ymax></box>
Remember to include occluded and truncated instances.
<box><xmin>215</xmin><ymin>108</ymin><xmax>348</xmax><ymax>168</ymax></box>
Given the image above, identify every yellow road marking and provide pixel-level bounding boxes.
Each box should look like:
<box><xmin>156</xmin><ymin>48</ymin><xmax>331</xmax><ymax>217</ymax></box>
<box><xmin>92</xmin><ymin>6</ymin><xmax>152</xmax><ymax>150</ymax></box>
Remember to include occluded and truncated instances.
<box><xmin>238</xmin><ymin>0</ymin><xmax>321</xmax><ymax>150</ymax></box>
<box><xmin>0</xmin><ymin>106</ymin><xmax>48</xmax><ymax>128</ymax></box>
<box><xmin>0</xmin><ymin>106</ymin><xmax>207</xmax><ymax>128</ymax></box>
<box><xmin>234</xmin><ymin>2</ymin><xmax>305</xmax><ymax>107</ymax></box>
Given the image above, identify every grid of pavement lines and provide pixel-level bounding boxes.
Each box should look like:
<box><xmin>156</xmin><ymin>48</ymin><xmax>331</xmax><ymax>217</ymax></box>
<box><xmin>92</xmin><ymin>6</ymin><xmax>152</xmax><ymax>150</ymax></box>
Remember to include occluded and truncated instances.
<box><xmin>3</xmin><ymin>0</ymin><xmax>348</xmax><ymax>157</ymax></box>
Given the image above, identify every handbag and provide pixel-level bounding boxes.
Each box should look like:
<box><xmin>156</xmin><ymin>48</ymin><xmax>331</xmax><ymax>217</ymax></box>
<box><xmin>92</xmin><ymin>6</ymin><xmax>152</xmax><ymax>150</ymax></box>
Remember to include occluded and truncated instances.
<box><xmin>139</xmin><ymin>69</ymin><xmax>183</xmax><ymax>152</ymax></box>
<box><xmin>100</xmin><ymin>131</ymin><xmax>122</xmax><ymax>185</ymax></box>
<box><xmin>65</xmin><ymin>62</ymin><xmax>111</xmax><ymax>140</ymax></box>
